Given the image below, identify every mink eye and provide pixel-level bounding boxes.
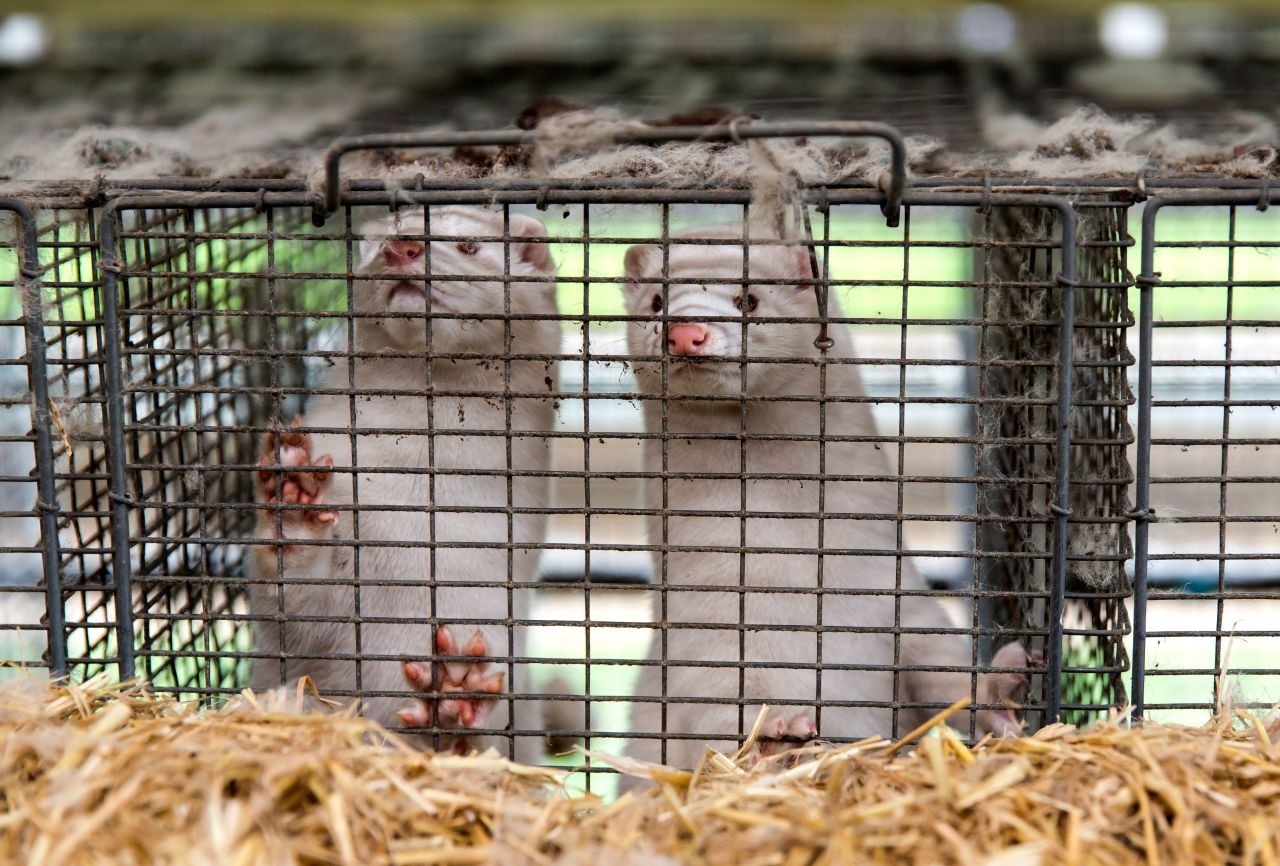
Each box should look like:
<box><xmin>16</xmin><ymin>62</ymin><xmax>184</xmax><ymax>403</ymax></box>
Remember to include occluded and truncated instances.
<box><xmin>733</xmin><ymin>293</ymin><xmax>759</xmax><ymax>313</ymax></box>
<box><xmin>457</xmin><ymin>241</ymin><xmax>479</xmax><ymax>256</ymax></box>
<box><xmin>650</xmin><ymin>293</ymin><xmax>664</xmax><ymax>313</ymax></box>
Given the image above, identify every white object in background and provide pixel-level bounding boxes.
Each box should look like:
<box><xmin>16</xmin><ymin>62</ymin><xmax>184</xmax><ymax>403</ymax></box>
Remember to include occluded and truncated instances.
<box><xmin>0</xmin><ymin>14</ymin><xmax>47</xmax><ymax>66</ymax></box>
<box><xmin>1100</xmin><ymin>3</ymin><xmax>1169</xmax><ymax>59</ymax></box>
<box><xmin>955</xmin><ymin>4</ymin><xmax>1017</xmax><ymax>55</ymax></box>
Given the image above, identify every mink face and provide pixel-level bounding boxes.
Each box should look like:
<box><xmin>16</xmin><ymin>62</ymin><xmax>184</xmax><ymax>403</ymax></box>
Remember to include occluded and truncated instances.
<box><xmin>354</xmin><ymin>207</ymin><xmax>554</xmax><ymax>354</ymax></box>
<box><xmin>621</xmin><ymin>226</ymin><xmax>822</xmax><ymax>398</ymax></box>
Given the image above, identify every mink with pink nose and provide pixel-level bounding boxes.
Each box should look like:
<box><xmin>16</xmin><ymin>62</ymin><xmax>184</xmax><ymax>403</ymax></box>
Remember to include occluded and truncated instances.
<box><xmin>620</xmin><ymin>224</ymin><xmax>1034</xmax><ymax>775</ymax></box>
<box><xmin>249</xmin><ymin>206</ymin><xmax>561</xmax><ymax>759</ymax></box>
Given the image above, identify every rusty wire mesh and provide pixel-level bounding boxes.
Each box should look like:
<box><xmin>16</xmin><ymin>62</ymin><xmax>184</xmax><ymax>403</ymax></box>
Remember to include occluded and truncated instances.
<box><xmin>2</xmin><ymin>169</ymin><xmax>1278</xmax><ymax>786</ymax></box>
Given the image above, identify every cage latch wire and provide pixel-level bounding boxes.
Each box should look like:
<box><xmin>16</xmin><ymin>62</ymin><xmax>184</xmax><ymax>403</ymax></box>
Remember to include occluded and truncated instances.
<box><xmin>1131</xmin><ymin>171</ymin><xmax>1148</xmax><ymax>203</ymax></box>
<box><xmin>801</xmin><ymin>187</ymin><xmax>834</xmax><ymax>352</ymax></box>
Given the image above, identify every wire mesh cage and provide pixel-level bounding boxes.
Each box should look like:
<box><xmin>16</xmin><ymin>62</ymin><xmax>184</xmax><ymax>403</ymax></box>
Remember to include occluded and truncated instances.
<box><xmin>1132</xmin><ymin>192</ymin><xmax>1280</xmax><ymax>723</ymax></box>
<box><xmin>975</xmin><ymin>203</ymin><xmax>1134</xmax><ymax>728</ymax></box>
<box><xmin>2</xmin><ymin>122</ymin><xmax>1277</xmax><ymax>786</ymax></box>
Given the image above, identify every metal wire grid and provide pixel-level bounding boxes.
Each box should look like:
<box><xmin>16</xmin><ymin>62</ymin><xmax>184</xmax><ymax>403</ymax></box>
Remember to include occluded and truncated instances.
<box><xmin>13</xmin><ymin>186</ymin><xmax>1077</xmax><ymax>744</ymax></box>
<box><xmin>0</xmin><ymin>167</ymin><xmax>1274</xmax><ymax>762</ymax></box>
<box><xmin>0</xmin><ymin>203</ymin><xmax>48</xmax><ymax>675</ymax></box>
<box><xmin>973</xmin><ymin>202</ymin><xmax>1134</xmax><ymax>728</ymax></box>
<box><xmin>111</xmin><ymin>204</ymin><xmax>347</xmax><ymax>695</ymax></box>
<box><xmin>2</xmin><ymin>201</ymin><xmax>110</xmax><ymax>680</ymax></box>
<box><xmin>1132</xmin><ymin>193</ymin><xmax>1280</xmax><ymax>721</ymax></box>
<box><xmin>1060</xmin><ymin>203</ymin><xmax>1134</xmax><ymax>724</ymax></box>
<box><xmin>0</xmin><ymin>200</ymin><xmax>345</xmax><ymax>692</ymax></box>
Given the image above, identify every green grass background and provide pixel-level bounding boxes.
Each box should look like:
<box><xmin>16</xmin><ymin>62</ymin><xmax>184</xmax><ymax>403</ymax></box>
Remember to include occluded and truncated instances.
<box><xmin>6</xmin><ymin>206</ymin><xmax>1277</xmax><ymax>324</ymax></box>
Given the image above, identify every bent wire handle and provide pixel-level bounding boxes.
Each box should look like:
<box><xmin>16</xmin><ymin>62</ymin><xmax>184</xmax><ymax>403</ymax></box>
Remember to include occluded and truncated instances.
<box><xmin>318</xmin><ymin>121</ymin><xmax>909</xmax><ymax>227</ymax></box>
<box><xmin>798</xmin><ymin>199</ymin><xmax>834</xmax><ymax>352</ymax></box>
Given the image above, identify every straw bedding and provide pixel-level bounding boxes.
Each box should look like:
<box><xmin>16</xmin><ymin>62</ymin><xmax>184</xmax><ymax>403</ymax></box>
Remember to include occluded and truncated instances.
<box><xmin>2</xmin><ymin>675</ymin><xmax>1277</xmax><ymax>866</ymax></box>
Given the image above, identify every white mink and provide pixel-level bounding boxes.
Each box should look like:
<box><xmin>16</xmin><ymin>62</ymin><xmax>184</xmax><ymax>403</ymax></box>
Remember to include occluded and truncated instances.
<box><xmin>618</xmin><ymin>225</ymin><xmax>1029</xmax><ymax>772</ymax></box>
<box><xmin>248</xmin><ymin>206</ymin><xmax>561</xmax><ymax>760</ymax></box>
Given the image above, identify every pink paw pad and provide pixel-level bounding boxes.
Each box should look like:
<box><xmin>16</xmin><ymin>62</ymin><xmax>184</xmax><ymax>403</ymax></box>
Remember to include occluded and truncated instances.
<box><xmin>749</xmin><ymin>713</ymin><xmax>817</xmax><ymax>763</ymax></box>
<box><xmin>988</xmin><ymin>643</ymin><xmax>1040</xmax><ymax>704</ymax></box>
<box><xmin>979</xmin><ymin>643</ymin><xmax>1042</xmax><ymax>736</ymax></box>
<box><xmin>256</xmin><ymin>425</ymin><xmax>338</xmax><ymax>539</ymax></box>
<box><xmin>397</xmin><ymin>627</ymin><xmax>505</xmax><ymax>733</ymax></box>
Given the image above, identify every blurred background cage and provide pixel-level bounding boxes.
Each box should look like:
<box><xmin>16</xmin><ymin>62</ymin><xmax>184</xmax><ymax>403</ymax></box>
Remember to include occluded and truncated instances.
<box><xmin>2</xmin><ymin>0</ymin><xmax>1279</xmax><ymax>777</ymax></box>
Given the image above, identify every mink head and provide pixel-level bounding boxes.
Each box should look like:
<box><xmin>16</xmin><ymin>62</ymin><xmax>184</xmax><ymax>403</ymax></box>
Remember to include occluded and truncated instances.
<box><xmin>354</xmin><ymin>206</ymin><xmax>556</xmax><ymax>353</ymax></box>
<box><xmin>622</xmin><ymin>226</ymin><xmax>822</xmax><ymax>397</ymax></box>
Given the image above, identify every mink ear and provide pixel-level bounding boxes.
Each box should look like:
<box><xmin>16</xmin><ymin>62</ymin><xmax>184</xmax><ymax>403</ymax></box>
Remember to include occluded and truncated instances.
<box><xmin>510</xmin><ymin>214</ymin><xmax>554</xmax><ymax>273</ymax></box>
<box><xmin>624</xmin><ymin>244</ymin><xmax>661</xmax><ymax>280</ymax></box>
<box><xmin>622</xmin><ymin>244</ymin><xmax>662</xmax><ymax>301</ymax></box>
<box><xmin>789</xmin><ymin>245</ymin><xmax>816</xmax><ymax>288</ymax></box>
<box><xmin>356</xmin><ymin>217</ymin><xmax>394</xmax><ymax>269</ymax></box>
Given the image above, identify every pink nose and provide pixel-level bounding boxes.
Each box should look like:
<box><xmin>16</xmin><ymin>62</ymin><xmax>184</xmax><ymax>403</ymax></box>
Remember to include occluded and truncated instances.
<box><xmin>383</xmin><ymin>241</ymin><xmax>424</xmax><ymax>269</ymax></box>
<box><xmin>668</xmin><ymin>323</ymin><xmax>710</xmax><ymax>356</ymax></box>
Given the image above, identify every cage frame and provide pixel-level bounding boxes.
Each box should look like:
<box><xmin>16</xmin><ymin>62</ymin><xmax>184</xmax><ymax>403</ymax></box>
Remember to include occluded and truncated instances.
<box><xmin>3</xmin><ymin>120</ymin><xmax>1277</xmax><ymax>754</ymax></box>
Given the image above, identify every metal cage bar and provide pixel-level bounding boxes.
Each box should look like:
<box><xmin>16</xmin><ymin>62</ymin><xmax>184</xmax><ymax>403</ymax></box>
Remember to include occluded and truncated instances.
<box><xmin>97</xmin><ymin>201</ymin><xmax>140</xmax><ymax>679</ymax></box>
<box><xmin>2</xmin><ymin>199</ymin><xmax>67</xmax><ymax>678</ymax></box>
